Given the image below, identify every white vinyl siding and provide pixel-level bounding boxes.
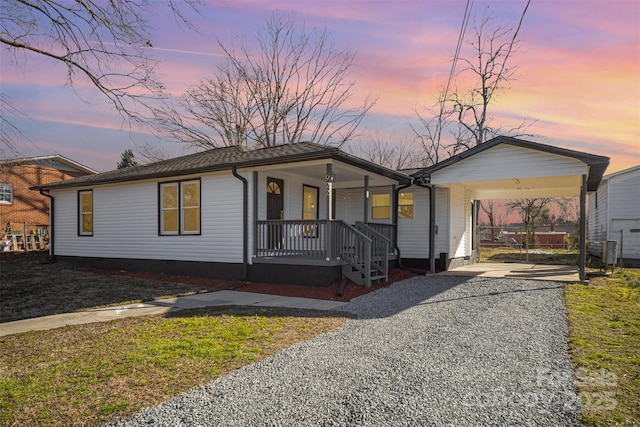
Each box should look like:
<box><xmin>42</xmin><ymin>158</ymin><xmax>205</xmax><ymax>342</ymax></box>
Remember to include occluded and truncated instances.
<box><xmin>431</xmin><ymin>144</ymin><xmax>588</xmax><ymax>185</ymax></box>
<box><xmin>449</xmin><ymin>184</ymin><xmax>468</xmax><ymax>258</ymax></box>
<box><xmin>334</xmin><ymin>186</ymin><xmax>394</xmax><ymax>225</ymax></box>
<box><xmin>78</xmin><ymin>190</ymin><xmax>93</xmax><ymax>236</ymax></box>
<box><xmin>53</xmin><ymin>172</ymin><xmax>243</xmax><ymax>263</ymax></box>
<box><xmin>256</xmin><ymin>171</ymin><xmax>328</xmax><ymax>221</ymax></box>
<box><xmin>588</xmin><ymin>183</ymin><xmax>608</xmax><ymax>256</ymax></box>
<box><xmin>397</xmin><ymin>186</ymin><xmax>428</xmax><ymax>258</ymax></box>
<box><xmin>589</xmin><ymin>166</ymin><xmax>640</xmax><ymax>260</ymax></box>
<box><xmin>434</xmin><ymin>187</ymin><xmax>450</xmax><ymax>257</ymax></box>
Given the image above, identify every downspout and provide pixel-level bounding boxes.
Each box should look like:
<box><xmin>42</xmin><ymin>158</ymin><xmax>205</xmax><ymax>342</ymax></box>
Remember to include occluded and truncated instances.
<box><xmin>393</xmin><ymin>181</ymin><xmax>413</xmax><ymax>268</ymax></box>
<box><xmin>232</xmin><ymin>167</ymin><xmax>248</xmax><ymax>282</ymax></box>
<box><xmin>415</xmin><ymin>180</ymin><xmax>436</xmax><ymax>274</ymax></box>
<box><xmin>39</xmin><ymin>189</ymin><xmax>55</xmax><ymax>262</ymax></box>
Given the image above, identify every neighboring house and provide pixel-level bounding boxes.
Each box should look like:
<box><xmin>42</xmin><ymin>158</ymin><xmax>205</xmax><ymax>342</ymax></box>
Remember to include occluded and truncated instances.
<box><xmin>588</xmin><ymin>165</ymin><xmax>640</xmax><ymax>265</ymax></box>
<box><xmin>34</xmin><ymin>137</ymin><xmax>609</xmax><ymax>285</ymax></box>
<box><xmin>1</xmin><ymin>155</ymin><xmax>96</xmax><ymax>249</ymax></box>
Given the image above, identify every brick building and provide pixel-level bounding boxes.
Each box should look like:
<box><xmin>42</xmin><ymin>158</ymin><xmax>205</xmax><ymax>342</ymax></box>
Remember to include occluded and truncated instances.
<box><xmin>1</xmin><ymin>156</ymin><xmax>96</xmax><ymax>233</ymax></box>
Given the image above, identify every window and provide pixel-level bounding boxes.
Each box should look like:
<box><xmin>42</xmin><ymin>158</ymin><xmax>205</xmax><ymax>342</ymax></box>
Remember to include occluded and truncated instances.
<box><xmin>159</xmin><ymin>180</ymin><xmax>200</xmax><ymax>235</ymax></box>
<box><xmin>302</xmin><ymin>185</ymin><xmax>319</xmax><ymax>236</ymax></box>
<box><xmin>398</xmin><ymin>191</ymin><xmax>414</xmax><ymax>219</ymax></box>
<box><xmin>372</xmin><ymin>194</ymin><xmax>390</xmax><ymax>220</ymax></box>
<box><xmin>78</xmin><ymin>190</ymin><xmax>93</xmax><ymax>236</ymax></box>
<box><xmin>0</xmin><ymin>183</ymin><xmax>12</xmax><ymax>204</ymax></box>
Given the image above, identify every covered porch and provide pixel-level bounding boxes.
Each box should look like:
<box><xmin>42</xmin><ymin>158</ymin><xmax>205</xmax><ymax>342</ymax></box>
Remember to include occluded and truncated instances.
<box><xmin>247</xmin><ymin>156</ymin><xmax>411</xmax><ymax>287</ymax></box>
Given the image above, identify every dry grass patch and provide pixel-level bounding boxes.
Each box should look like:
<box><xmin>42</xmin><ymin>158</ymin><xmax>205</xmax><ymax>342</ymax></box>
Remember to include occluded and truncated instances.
<box><xmin>566</xmin><ymin>269</ymin><xmax>640</xmax><ymax>426</ymax></box>
<box><xmin>0</xmin><ymin>252</ymin><xmax>226</xmax><ymax>323</ymax></box>
<box><xmin>0</xmin><ymin>306</ymin><xmax>349</xmax><ymax>426</ymax></box>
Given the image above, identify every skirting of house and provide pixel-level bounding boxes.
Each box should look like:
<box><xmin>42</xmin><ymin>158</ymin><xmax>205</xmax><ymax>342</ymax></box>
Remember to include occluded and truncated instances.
<box><xmin>54</xmin><ymin>256</ymin><xmax>343</xmax><ymax>287</ymax></box>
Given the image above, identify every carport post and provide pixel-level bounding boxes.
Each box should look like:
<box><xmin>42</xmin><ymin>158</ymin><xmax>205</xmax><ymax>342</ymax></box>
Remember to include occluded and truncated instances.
<box><xmin>579</xmin><ymin>174</ymin><xmax>587</xmax><ymax>281</ymax></box>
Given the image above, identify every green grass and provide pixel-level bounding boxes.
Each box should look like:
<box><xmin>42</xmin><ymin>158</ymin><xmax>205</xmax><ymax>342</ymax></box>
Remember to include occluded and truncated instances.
<box><xmin>0</xmin><ymin>307</ymin><xmax>347</xmax><ymax>426</ymax></box>
<box><xmin>478</xmin><ymin>247</ymin><xmax>578</xmax><ymax>264</ymax></box>
<box><xmin>565</xmin><ymin>269</ymin><xmax>640</xmax><ymax>426</ymax></box>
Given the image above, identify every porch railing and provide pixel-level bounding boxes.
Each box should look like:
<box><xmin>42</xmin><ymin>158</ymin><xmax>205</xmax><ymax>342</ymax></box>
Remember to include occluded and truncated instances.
<box><xmin>363</xmin><ymin>222</ymin><xmax>396</xmax><ymax>249</ymax></box>
<box><xmin>255</xmin><ymin>219</ymin><xmax>329</xmax><ymax>259</ymax></box>
<box><xmin>255</xmin><ymin>219</ymin><xmax>389</xmax><ymax>287</ymax></box>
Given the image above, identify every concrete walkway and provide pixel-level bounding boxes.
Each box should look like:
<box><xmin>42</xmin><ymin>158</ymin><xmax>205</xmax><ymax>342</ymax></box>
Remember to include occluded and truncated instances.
<box><xmin>0</xmin><ymin>291</ymin><xmax>346</xmax><ymax>337</ymax></box>
<box><xmin>439</xmin><ymin>262</ymin><xmax>580</xmax><ymax>282</ymax></box>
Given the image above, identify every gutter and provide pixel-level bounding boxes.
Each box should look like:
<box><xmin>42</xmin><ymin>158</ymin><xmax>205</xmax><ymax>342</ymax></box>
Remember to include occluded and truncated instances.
<box><xmin>415</xmin><ymin>179</ymin><xmax>436</xmax><ymax>274</ymax></box>
<box><xmin>232</xmin><ymin>167</ymin><xmax>248</xmax><ymax>281</ymax></box>
<box><xmin>38</xmin><ymin>189</ymin><xmax>55</xmax><ymax>261</ymax></box>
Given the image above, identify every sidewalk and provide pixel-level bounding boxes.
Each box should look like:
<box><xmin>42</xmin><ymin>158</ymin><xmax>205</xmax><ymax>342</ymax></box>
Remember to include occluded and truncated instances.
<box><xmin>0</xmin><ymin>290</ymin><xmax>347</xmax><ymax>337</ymax></box>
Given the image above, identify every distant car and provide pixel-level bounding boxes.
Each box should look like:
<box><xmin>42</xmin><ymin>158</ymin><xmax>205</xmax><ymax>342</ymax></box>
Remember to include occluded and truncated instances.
<box><xmin>506</xmin><ymin>238</ymin><xmax>520</xmax><ymax>246</ymax></box>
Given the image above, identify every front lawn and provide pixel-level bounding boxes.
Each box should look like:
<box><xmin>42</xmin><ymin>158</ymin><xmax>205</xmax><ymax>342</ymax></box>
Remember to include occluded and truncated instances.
<box><xmin>0</xmin><ymin>306</ymin><xmax>348</xmax><ymax>426</ymax></box>
<box><xmin>565</xmin><ymin>269</ymin><xmax>640</xmax><ymax>426</ymax></box>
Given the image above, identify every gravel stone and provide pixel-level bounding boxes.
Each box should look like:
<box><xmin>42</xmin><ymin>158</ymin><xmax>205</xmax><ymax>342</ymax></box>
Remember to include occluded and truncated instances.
<box><xmin>107</xmin><ymin>275</ymin><xmax>580</xmax><ymax>427</ymax></box>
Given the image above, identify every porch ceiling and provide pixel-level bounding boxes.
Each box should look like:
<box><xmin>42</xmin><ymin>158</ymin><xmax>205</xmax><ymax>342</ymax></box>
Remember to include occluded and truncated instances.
<box><xmin>255</xmin><ymin>159</ymin><xmax>401</xmax><ymax>188</ymax></box>
<box><xmin>449</xmin><ymin>174</ymin><xmax>584</xmax><ymax>199</ymax></box>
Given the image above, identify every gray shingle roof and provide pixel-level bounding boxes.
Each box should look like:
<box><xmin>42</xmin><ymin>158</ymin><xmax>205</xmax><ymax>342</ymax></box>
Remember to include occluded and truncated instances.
<box><xmin>33</xmin><ymin>142</ymin><xmax>412</xmax><ymax>190</ymax></box>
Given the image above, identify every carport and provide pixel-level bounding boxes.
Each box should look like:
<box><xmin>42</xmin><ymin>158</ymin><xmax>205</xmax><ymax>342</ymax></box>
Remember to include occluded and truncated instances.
<box><xmin>412</xmin><ymin>136</ymin><xmax>609</xmax><ymax>281</ymax></box>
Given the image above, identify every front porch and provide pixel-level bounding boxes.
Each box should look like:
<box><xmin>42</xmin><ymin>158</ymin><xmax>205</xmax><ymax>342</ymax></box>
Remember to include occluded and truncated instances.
<box><xmin>252</xmin><ymin>219</ymin><xmax>397</xmax><ymax>287</ymax></box>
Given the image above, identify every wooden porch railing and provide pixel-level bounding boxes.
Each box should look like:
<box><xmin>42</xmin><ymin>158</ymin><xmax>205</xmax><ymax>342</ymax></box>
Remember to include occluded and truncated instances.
<box><xmin>255</xmin><ymin>219</ymin><xmax>390</xmax><ymax>287</ymax></box>
<box><xmin>363</xmin><ymin>222</ymin><xmax>395</xmax><ymax>249</ymax></box>
<box><xmin>255</xmin><ymin>219</ymin><xmax>329</xmax><ymax>258</ymax></box>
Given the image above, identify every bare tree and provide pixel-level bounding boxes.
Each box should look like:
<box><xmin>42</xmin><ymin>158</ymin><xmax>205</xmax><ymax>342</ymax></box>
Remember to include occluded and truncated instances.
<box><xmin>0</xmin><ymin>0</ymin><xmax>200</xmax><ymax>153</ymax></box>
<box><xmin>479</xmin><ymin>199</ymin><xmax>506</xmax><ymax>240</ymax></box>
<box><xmin>507</xmin><ymin>198</ymin><xmax>552</xmax><ymax>248</ymax></box>
<box><xmin>410</xmin><ymin>90</ymin><xmax>458</xmax><ymax>166</ymax></box>
<box><xmin>411</xmin><ymin>2</ymin><xmax>533</xmax><ymax>162</ymax></box>
<box><xmin>356</xmin><ymin>132</ymin><xmax>420</xmax><ymax>170</ymax></box>
<box><xmin>155</xmin><ymin>14</ymin><xmax>375</xmax><ymax>150</ymax></box>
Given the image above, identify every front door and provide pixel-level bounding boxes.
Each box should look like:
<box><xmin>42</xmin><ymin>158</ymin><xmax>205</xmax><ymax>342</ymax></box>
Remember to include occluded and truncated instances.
<box><xmin>267</xmin><ymin>177</ymin><xmax>284</xmax><ymax>249</ymax></box>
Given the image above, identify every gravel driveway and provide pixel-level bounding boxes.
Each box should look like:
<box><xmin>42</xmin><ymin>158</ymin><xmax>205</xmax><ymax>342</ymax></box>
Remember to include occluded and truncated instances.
<box><xmin>109</xmin><ymin>275</ymin><xmax>580</xmax><ymax>426</ymax></box>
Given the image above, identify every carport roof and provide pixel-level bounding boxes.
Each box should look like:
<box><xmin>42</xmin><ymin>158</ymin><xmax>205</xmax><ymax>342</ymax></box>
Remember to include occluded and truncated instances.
<box><xmin>412</xmin><ymin>136</ymin><xmax>610</xmax><ymax>192</ymax></box>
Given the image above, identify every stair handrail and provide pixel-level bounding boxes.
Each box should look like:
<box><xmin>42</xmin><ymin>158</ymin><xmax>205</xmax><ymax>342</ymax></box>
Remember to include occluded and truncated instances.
<box><xmin>334</xmin><ymin>220</ymin><xmax>373</xmax><ymax>287</ymax></box>
<box><xmin>355</xmin><ymin>221</ymin><xmax>389</xmax><ymax>281</ymax></box>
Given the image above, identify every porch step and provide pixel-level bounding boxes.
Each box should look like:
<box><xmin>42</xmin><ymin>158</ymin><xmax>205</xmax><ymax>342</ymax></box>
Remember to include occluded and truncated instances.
<box><xmin>342</xmin><ymin>264</ymin><xmax>387</xmax><ymax>287</ymax></box>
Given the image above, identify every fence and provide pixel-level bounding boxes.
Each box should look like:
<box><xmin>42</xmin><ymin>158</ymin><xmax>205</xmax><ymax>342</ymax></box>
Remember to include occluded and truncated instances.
<box><xmin>2</xmin><ymin>222</ymin><xmax>49</xmax><ymax>252</ymax></box>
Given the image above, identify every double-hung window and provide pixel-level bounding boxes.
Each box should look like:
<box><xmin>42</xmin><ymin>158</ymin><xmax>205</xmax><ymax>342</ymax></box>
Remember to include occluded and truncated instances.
<box><xmin>398</xmin><ymin>191</ymin><xmax>414</xmax><ymax>219</ymax></box>
<box><xmin>0</xmin><ymin>183</ymin><xmax>12</xmax><ymax>204</ymax></box>
<box><xmin>78</xmin><ymin>190</ymin><xmax>93</xmax><ymax>236</ymax></box>
<box><xmin>159</xmin><ymin>179</ymin><xmax>200</xmax><ymax>235</ymax></box>
<box><xmin>372</xmin><ymin>194</ymin><xmax>390</xmax><ymax>220</ymax></box>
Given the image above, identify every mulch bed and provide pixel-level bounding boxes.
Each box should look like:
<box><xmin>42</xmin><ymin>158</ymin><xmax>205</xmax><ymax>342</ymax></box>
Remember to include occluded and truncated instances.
<box><xmin>85</xmin><ymin>267</ymin><xmax>420</xmax><ymax>302</ymax></box>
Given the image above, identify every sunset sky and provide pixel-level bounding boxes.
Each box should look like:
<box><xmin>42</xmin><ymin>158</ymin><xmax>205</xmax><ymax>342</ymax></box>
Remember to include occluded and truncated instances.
<box><xmin>2</xmin><ymin>0</ymin><xmax>639</xmax><ymax>174</ymax></box>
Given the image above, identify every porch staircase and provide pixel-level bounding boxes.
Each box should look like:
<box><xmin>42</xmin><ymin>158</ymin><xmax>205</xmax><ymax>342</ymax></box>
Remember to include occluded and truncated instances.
<box><xmin>339</xmin><ymin>222</ymin><xmax>390</xmax><ymax>287</ymax></box>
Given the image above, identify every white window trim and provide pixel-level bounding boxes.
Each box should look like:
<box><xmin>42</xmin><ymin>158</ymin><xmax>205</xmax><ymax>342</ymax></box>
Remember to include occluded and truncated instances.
<box><xmin>0</xmin><ymin>183</ymin><xmax>13</xmax><ymax>205</ymax></box>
